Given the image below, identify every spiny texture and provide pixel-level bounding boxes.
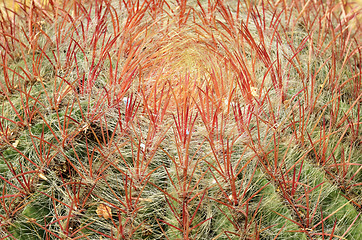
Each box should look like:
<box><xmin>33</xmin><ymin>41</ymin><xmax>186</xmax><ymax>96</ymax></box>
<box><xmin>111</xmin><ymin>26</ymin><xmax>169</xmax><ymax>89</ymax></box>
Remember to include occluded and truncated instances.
<box><xmin>0</xmin><ymin>0</ymin><xmax>361</xmax><ymax>239</ymax></box>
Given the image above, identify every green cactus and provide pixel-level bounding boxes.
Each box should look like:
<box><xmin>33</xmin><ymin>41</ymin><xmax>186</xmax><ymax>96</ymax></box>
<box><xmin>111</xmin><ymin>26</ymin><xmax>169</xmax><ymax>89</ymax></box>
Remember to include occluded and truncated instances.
<box><xmin>0</xmin><ymin>0</ymin><xmax>361</xmax><ymax>239</ymax></box>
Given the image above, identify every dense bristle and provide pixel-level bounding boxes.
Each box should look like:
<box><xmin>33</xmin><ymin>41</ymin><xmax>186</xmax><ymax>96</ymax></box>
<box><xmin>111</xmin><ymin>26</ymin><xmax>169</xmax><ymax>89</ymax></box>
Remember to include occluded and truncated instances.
<box><xmin>0</xmin><ymin>0</ymin><xmax>361</xmax><ymax>239</ymax></box>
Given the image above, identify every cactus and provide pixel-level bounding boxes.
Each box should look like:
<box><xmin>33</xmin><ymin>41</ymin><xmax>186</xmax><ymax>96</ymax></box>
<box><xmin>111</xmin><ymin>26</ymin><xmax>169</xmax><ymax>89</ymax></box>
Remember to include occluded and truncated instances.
<box><xmin>0</xmin><ymin>0</ymin><xmax>361</xmax><ymax>239</ymax></box>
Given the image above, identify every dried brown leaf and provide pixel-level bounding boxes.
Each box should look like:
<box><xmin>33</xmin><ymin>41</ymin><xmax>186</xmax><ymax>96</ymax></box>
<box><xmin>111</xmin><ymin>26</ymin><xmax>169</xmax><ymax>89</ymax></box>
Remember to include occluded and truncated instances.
<box><xmin>96</xmin><ymin>204</ymin><xmax>112</xmax><ymax>220</ymax></box>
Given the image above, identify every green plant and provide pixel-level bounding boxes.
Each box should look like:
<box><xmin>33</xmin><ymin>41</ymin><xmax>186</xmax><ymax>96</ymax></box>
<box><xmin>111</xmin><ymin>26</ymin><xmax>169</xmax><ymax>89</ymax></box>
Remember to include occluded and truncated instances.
<box><xmin>0</xmin><ymin>0</ymin><xmax>361</xmax><ymax>239</ymax></box>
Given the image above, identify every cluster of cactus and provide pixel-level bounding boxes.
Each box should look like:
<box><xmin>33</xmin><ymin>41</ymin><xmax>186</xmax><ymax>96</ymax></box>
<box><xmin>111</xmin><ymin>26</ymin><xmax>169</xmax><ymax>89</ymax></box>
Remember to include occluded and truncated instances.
<box><xmin>0</xmin><ymin>0</ymin><xmax>361</xmax><ymax>239</ymax></box>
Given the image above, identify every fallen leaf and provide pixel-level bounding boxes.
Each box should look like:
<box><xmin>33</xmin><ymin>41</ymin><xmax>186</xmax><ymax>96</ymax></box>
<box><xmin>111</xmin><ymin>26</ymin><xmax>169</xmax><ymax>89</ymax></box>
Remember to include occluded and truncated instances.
<box><xmin>96</xmin><ymin>204</ymin><xmax>112</xmax><ymax>220</ymax></box>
